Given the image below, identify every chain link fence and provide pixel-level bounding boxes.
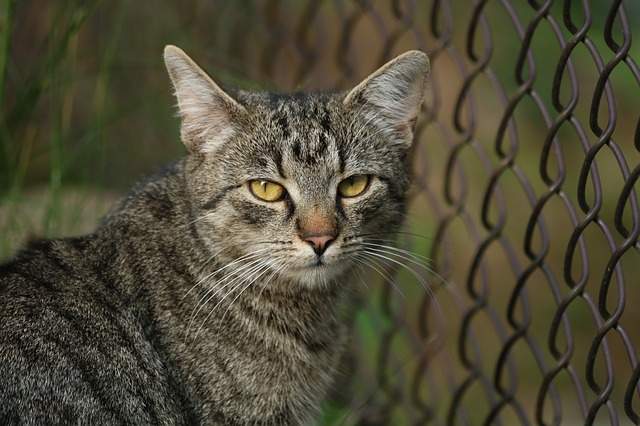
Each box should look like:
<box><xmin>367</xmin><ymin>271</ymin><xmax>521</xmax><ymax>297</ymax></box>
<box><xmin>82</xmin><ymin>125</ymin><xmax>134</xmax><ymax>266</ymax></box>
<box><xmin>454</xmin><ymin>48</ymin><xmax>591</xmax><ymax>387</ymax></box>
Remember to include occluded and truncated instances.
<box><xmin>2</xmin><ymin>0</ymin><xmax>640</xmax><ymax>424</ymax></box>
<box><xmin>222</xmin><ymin>1</ymin><xmax>639</xmax><ymax>424</ymax></box>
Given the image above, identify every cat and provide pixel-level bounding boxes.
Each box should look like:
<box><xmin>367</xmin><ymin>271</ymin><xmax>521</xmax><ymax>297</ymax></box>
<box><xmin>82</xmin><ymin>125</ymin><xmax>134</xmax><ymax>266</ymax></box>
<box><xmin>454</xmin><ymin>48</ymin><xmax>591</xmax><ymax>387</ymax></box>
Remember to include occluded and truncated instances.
<box><xmin>0</xmin><ymin>45</ymin><xmax>429</xmax><ymax>425</ymax></box>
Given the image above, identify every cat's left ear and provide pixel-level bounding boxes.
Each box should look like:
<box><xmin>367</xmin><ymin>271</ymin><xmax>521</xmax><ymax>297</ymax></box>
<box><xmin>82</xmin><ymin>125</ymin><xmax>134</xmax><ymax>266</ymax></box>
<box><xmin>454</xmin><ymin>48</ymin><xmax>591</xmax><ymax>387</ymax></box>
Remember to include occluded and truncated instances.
<box><xmin>343</xmin><ymin>50</ymin><xmax>429</xmax><ymax>147</ymax></box>
<box><xmin>163</xmin><ymin>45</ymin><xmax>247</xmax><ymax>153</ymax></box>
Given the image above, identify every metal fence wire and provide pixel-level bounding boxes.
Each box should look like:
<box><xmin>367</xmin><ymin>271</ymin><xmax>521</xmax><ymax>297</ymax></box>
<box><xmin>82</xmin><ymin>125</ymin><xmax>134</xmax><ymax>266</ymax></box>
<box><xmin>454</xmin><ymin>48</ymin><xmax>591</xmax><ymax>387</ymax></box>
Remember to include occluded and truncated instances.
<box><xmin>5</xmin><ymin>0</ymin><xmax>640</xmax><ymax>425</ymax></box>
<box><xmin>202</xmin><ymin>0</ymin><xmax>640</xmax><ymax>425</ymax></box>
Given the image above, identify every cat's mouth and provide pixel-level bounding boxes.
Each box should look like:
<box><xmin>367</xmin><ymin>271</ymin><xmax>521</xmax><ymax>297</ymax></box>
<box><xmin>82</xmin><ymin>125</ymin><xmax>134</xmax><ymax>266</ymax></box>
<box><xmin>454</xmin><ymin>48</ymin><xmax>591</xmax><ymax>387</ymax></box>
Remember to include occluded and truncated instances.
<box><xmin>278</xmin><ymin>253</ymin><xmax>353</xmax><ymax>286</ymax></box>
<box><xmin>286</xmin><ymin>253</ymin><xmax>336</xmax><ymax>272</ymax></box>
<box><xmin>298</xmin><ymin>253</ymin><xmax>347</xmax><ymax>272</ymax></box>
<box><xmin>296</xmin><ymin>258</ymin><xmax>328</xmax><ymax>270</ymax></box>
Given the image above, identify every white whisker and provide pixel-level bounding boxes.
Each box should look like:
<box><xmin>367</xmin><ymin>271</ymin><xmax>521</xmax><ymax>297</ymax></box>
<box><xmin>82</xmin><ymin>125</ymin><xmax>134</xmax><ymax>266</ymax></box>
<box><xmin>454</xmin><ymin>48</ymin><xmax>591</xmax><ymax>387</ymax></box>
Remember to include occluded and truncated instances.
<box><xmin>353</xmin><ymin>264</ymin><xmax>370</xmax><ymax>290</ymax></box>
<box><xmin>359</xmin><ymin>242</ymin><xmax>450</xmax><ymax>288</ymax></box>
<box><xmin>193</xmin><ymin>258</ymin><xmax>278</xmax><ymax>340</ymax></box>
<box><xmin>359</xmin><ymin>244</ymin><xmax>432</xmax><ymax>274</ymax></box>
<box><xmin>256</xmin><ymin>260</ymin><xmax>288</xmax><ymax>301</ymax></box>
<box><xmin>360</xmin><ymin>241</ymin><xmax>432</xmax><ymax>264</ymax></box>
<box><xmin>218</xmin><ymin>259</ymin><xmax>283</xmax><ymax>324</ymax></box>
<box><xmin>360</xmin><ymin>249</ymin><xmax>445</xmax><ymax>325</ymax></box>
<box><xmin>187</xmin><ymin>257</ymin><xmax>267</xmax><ymax>334</ymax></box>
<box><xmin>351</xmin><ymin>253</ymin><xmax>405</xmax><ymax>298</ymax></box>
<box><xmin>190</xmin><ymin>261</ymin><xmax>269</xmax><ymax>340</ymax></box>
<box><xmin>183</xmin><ymin>248</ymin><xmax>272</xmax><ymax>300</ymax></box>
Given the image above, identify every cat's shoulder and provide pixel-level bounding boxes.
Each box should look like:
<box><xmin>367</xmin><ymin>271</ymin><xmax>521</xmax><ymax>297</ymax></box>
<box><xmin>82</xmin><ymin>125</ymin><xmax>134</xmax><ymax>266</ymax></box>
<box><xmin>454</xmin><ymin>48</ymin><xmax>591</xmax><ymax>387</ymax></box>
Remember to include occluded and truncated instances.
<box><xmin>0</xmin><ymin>236</ymin><xmax>96</xmax><ymax>295</ymax></box>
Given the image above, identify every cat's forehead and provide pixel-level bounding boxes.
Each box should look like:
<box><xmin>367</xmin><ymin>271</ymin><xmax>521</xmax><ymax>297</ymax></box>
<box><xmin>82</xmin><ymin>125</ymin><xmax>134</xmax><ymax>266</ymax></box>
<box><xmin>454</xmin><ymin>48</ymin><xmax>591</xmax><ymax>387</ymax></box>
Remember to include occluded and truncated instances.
<box><xmin>244</xmin><ymin>93</ymin><xmax>347</xmax><ymax>175</ymax></box>
<box><xmin>228</xmin><ymin>91</ymin><xmax>400</xmax><ymax>187</ymax></box>
<box><xmin>243</xmin><ymin>91</ymin><xmax>342</xmax><ymax>129</ymax></box>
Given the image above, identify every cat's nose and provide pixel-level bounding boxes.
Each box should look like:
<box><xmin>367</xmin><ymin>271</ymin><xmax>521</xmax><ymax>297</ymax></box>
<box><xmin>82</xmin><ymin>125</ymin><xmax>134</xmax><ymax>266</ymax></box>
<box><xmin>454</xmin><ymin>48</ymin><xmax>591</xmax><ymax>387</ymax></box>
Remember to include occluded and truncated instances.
<box><xmin>302</xmin><ymin>234</ymin><xmax>335</xmax><ymax>256</ymax></box>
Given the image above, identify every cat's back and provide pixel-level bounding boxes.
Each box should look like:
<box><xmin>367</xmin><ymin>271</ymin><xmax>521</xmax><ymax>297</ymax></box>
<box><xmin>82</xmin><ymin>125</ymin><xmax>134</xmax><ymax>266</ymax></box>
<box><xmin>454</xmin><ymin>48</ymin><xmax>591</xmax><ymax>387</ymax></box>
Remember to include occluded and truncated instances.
<box><xmin>0</xmin><ymin>237</ymin><xmax>112</xmax><ymax>332</ymax></box>
<box><xmin>0</xmin><ymin>238</ymin><xmax>195</xmax><ymax>425</ymax></box>
<box><xmin>1</xmin><ymin>237</ymin><xmax>96</xmax><ymax>296</ymax></box>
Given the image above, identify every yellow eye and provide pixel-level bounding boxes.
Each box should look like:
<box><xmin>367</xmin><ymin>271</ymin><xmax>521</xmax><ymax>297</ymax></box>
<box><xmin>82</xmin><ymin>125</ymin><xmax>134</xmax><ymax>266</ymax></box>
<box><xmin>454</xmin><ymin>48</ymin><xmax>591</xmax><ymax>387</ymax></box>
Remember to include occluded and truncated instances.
<box><xmin>338</xmin><ymin>175</ymin><xmax>370</xmax><ymax>198</ymax></box>
<box><xmin>249</xmin><ymin>180</ymin><xmax>286</xmax><ymax>202</ymax></box>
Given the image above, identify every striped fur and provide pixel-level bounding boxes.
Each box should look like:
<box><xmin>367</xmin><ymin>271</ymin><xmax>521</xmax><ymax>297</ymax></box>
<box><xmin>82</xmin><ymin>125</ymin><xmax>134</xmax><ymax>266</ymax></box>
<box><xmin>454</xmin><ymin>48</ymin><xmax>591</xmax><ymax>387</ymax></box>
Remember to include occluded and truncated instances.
<box><xmin>0</xmin><ymin>47</ymin><xmax>429</xmax><ymax>425</ymax></box>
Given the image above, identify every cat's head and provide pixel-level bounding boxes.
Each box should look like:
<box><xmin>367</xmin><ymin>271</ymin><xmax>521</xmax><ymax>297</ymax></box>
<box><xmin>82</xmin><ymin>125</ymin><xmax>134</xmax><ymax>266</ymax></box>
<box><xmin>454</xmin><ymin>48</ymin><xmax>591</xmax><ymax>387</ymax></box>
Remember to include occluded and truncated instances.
<box><xmin>164</xmin><ymin>45</ymin><xmax>429</xmax><ymax>288</ymax></box>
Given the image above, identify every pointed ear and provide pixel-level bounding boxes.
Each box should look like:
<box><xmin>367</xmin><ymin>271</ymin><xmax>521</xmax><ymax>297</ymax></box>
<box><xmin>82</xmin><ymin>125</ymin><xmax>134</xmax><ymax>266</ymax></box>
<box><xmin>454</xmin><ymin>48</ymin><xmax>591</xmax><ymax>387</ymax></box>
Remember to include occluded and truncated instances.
<box><xmin>343</xmin><ymin>50</ymin><xmax>429</xmax><ymax>147</ymax></box>
<box><xmin>163</xmin><ymin>45</ymin><xmax>246</xmax><ymax>153</ymax></box>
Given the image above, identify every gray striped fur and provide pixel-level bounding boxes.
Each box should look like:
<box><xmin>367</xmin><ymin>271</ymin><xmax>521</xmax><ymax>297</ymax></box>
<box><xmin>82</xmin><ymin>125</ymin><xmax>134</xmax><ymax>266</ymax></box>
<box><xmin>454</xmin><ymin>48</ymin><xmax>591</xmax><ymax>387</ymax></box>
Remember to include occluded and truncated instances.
<box><xmin>0</xmin><ymin>46</ymin><xmax>429</xmax><ymax>425</ymax></box>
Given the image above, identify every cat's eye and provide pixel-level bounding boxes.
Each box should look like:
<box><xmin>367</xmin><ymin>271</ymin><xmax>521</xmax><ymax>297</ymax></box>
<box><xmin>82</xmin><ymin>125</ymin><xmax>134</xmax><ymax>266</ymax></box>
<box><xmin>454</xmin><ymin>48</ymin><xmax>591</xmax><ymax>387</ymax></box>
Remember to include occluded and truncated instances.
<box><xmin>338</xmin><ymin>175</ymin><xmax>370</xmax><ymax>198</ymax></box>
<box><xmin>248</xmin><ymin>180</ymin><xmax>286</xmax><ymax>202</ymax></box>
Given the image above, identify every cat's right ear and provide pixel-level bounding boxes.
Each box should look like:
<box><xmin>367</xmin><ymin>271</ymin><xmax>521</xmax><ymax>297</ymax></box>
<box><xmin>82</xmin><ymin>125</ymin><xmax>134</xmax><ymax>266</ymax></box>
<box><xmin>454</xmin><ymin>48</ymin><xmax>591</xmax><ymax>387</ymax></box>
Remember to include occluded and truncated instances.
<box><xmin>343</xmin><ymin>51</ymin><xmax>429</xmax><ymax>148</ymax></box>
<box><xmin>163</xmin><ymin>45</ymin><xmax>246</xmax><ymax>153</ymax></box>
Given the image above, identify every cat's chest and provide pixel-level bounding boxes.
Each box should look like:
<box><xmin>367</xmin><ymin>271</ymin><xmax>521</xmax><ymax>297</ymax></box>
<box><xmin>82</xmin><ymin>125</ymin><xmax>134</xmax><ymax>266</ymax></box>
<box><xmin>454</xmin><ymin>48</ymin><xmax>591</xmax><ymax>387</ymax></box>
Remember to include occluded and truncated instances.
<box><xmin>222</xmin><ymin>308</ymin><xmax>346</xmax><ymax>391</ymax></box>
<box><xmin>180</xmin><ymin>301</ymin><xmax>349</xmax><ymax>423</ymax></box>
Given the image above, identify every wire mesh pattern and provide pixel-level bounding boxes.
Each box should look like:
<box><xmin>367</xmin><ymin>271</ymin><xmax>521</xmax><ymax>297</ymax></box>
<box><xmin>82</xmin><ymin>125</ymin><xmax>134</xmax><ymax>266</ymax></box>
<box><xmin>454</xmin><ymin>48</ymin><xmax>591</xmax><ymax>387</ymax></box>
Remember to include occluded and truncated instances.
<box><xmin>222</xmin><ymin>1</ymin><xmax>640</xmax><ymax>424</ymax></box>
<box><xmin>411</xmin><ymin>1</ymin><xmax>640</xmax><ymax>424</ymax></box>
<box><xmin>418</xmin><ymin>1</ymin><xmax>640</xmax><ymax>424</ymax></box>
<box><xmin>3</xmin><ymin>0</ymin><xmax>640</xmax><ymax>425</ymax></box>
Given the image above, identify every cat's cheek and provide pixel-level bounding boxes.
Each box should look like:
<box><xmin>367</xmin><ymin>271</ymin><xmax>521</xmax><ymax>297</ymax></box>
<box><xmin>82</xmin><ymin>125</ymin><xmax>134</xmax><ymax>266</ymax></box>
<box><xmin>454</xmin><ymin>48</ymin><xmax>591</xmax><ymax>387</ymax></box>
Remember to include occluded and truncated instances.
<box><xmin>227</xmin><ymin>197</ymin><xmax>284</xmax><ymax>227</ymax></box>
<box><xmin>340</xmin><ymin>189</ymin><xmax>389</xmax><ymax>227</ymax></box>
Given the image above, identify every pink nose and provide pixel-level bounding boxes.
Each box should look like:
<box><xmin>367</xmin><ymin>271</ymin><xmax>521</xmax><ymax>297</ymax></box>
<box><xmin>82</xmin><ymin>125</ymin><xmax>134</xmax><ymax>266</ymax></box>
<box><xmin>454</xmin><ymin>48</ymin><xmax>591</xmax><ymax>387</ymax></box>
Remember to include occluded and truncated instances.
<box><xmin>303</xmin><ymin>234</ymin><xmax>335</xmax><ymax>256</ymax></box>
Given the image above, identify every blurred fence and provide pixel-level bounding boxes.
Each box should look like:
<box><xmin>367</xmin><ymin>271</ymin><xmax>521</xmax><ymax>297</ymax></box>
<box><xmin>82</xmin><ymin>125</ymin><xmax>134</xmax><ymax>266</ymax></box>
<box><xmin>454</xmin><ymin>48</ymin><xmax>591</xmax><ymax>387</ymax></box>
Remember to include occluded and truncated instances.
<box><xmin>2</xmin><ymin>0</ymin><xmax>640</xmax><ymax>425</ymax></box>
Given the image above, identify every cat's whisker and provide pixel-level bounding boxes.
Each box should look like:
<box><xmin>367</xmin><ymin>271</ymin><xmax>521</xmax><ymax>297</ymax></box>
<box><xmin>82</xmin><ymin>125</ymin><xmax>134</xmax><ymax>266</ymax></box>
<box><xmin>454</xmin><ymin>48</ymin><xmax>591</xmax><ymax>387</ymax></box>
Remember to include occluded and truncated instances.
<box><xmin>187</xmin><ymin>256</ymin><xmax>268</xmax><ymax>333</ymax></box>
<box><xmin>349</xmin><ymin>259</ymin><xmax>371</xmax><ymax>291</ymax></box>
<box><xmin>195</xmin><ymin>249</ymin><xmax>267</xmax><ymax>285</ymax></box>
<box><xmin>200</xmin><ymin>251</ymin><xmax>287</xmax><ymax>339</ymax></box>
<box><xmin>345</xmin><ymin>234</ymin><xmax>449</xmax><ymax>286</ymax></box>
<box><xmin>218</xmin><ymin>257</ymin><xmax>285</xmax><ymax>325</ymax></box>
<box><xmin>358</xmin><ymin>238</ymin><xmax>433</xmax><ymax>261</ymax></box>
<box><xmin>194</xmin><ymin>255</ymin><xmax>267</xmax><ymax>306</ymax></box>
<box><xmin>183</xmin><ymin>248</ymin><xmax>272</xmax><ymax>300</ymax></box>
<box><xmin>355</xmin><ymin>230</ymin><xmax>432</xmax><ymax>240</ymax></box>
<box><xmin>189</xmin><ymin>260</ymin><xmax>269</xmax><ymax>340</ymax></box>
<box><xmin>360</xmin><ymin>249</ymin><xmax>445</xmax><ymax>325</ymax></box>
<box><xmin>357</xmin><ymin>242</ymin><xmax>450</xmax><ymax>288</ymax></box>
<box><xmin>357</xmin><ymin>251</ymin><xmax>451</xmax><ymax>325</ymax></box>
<box><xmin>185</xmin><ymin>243</ymin><xmax>289</xmax><ymax>300</ymax></box>
<box><xmin>352</xmin><ymin>264</ymin><xmax>370</xmax><ymax>290</ymax></box>
<box><xmin>256</xmin><ymin>260</ymin><xmax>289</xmax><ymax>301</ymax></box>
<box><xmin>360</xmin><ymin>248</ymin><xmax>429</xmax><ymax>291</ymax></box>
<box><xmin>194</xmin><ymin>242</ymin><xmax>291</xmax><ymax>278</ymax></box>
<box><xmin>350</xmin><ymin>253</ymin><xmax>405</xmax><ymax>299</ymax></box>
<box><xmin>359</xmin><ymin>240</ymin><xmax>433</xmax><ymax>264</ymax></box>
<box><xmin>193</xmin><ymin>257</ymin><xmax>282</xmax><ymax>340</ymax></box>
<box><xmin>357</xmin><ymin>253</ymin><xmax>406</xmax><ymax>295</ymax></box>
<box><xmin>190</xmin><ymin>244</ymin><xmax>236</xmax><ymax>280</ymax></box>
<box><xmin>193</xmin><ymin>246</ymin><xmax>294</xmax><ymax>318</ymax></box>
<box><xmin>358</xmin><ymin>243</ymin><xmax>433</xmax><ymax>271</ymax></box>
<box><xmin>345</xmin><ymin>244</ymin><xmax>432</xmax><ymax>277</ymax></box>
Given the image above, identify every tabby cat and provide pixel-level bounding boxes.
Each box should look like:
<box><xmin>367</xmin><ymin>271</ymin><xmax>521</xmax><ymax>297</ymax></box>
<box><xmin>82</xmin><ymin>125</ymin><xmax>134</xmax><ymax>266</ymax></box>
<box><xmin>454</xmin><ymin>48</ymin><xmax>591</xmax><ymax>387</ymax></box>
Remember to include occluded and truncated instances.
<box><xmin>0</xmin><ymin>46</ymin><xmax>429</xmax><ymax>425</ymax></box>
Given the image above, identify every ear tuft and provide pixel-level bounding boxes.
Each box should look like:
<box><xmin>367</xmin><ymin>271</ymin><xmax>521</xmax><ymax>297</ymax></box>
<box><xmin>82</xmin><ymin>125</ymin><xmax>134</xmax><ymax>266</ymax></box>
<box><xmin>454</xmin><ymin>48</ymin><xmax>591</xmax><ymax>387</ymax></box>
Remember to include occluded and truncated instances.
<box><xmin>163</xmin><ymin>45</ymin><xmax>246</xmax><ymax>153</ymax></box>
<box><xmin>344</xmin><ymin>50</ymin><xmax>430</xmax><ymax>147</ymax></box>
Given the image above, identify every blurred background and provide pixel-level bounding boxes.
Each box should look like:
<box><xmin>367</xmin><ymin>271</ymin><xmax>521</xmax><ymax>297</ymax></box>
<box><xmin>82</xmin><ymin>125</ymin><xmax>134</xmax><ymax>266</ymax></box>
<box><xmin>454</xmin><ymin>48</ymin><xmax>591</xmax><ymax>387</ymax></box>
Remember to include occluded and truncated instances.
<box><xmin>1</xmin><ymin>0</ymin><xmax>639</xmax><ymax>424</ymax></box>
